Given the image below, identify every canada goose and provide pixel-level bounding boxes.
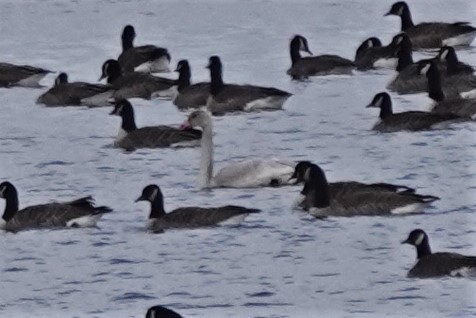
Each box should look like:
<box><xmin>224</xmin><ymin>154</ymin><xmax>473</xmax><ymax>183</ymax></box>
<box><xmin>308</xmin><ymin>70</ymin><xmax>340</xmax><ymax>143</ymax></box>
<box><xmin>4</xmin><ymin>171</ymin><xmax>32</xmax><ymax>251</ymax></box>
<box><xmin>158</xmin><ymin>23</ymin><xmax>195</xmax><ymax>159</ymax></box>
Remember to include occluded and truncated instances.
<box><xmin>99</xmin><ymin>59</ymin><xmax>176</xmax><ymax>100</ymax></box>
<box><xmin>118</xmin><ymin>25</ymin><xmax>171</xmax><ymax>73</ymax></box>
<box><xmin>173</xmin><ymin>60</ymin><xmax>209</xmax><ymax>110</ymax></box>
<box><xmin>290</xmin><ymin>161</ymin><xmax>416</xmax><ymax>209</ymax></box>
<box><xmin>145</xmin><ymin>305</ymin><xmax>183</xmax><ymax>318</ymax></box>
<box><xmin>206</xmin><ymin>56</ymin><xmax>292</xmax><ymax>115</ymax></box>
<box><xmin>0</xmin><ymin>181</ymin><xmax>111</xmax><ymax>232</ymax></box>
<box><xmin>135</xmin><ymin>184</ymin><xmax>261</xmax><ymax>233</ymax></box>
<box><xmin>419</xmin><ymin>61</ymin><xmax>476</xmax><ymax>119</ymax></box>
<box><xmin>366</xmin><ymin>92</ymin><xmax>462</xmax><ymax>132</ymax></box>
<box><xmin>402</xmin><ymin>229</ymin><xmax>476</xmax><ymax>278</ymax></box>
<box><xmin>436</xmin><ymin>46</ymin><xmax>474</xmax><ymax>76</ymax></box>
<box><xmin>110</xmin><ymin>99</ymin><xmax>201</xmax><ymax>150</ymax></box>
<box><xmin>386</xmin><ymin>33</ymin><xmax>434</xmax><ymax>95</ymax></box>
<box><xmin>388</xmin><ymin>36</ymin><xmax>476</xmax><ymax>96</ymax></box>
<box><xmin>354</xmin><ymin>36</ymin><xmax>399</xmax><ymax>70</ymax></box>
<box><xmin>181</xmin><ymin>110</ymin><xmax>295</xmax><ymax>188</ymax></box>
<box><xmin>287</xmin><ymin>35</ymin><xmax>354</xmax><ymax>79</ymax></box>
<box><xmin>296</xmin><ymin>163</ymin><xmax>439</xmax><ymax>217</ymax></box>
<box><xmin>0</xmin><ymin>62</ymin><xmax>51</xmax><ymax>88</ymax></box>
<box><xmin>36</xmin><ymin>72</ymin><xmax>113</xmax><ymax>107</ymax></box>
<box><xmin>385</xmin><ymin>1</ymin><xmax>476</xmax><ymax>48</ymax></box>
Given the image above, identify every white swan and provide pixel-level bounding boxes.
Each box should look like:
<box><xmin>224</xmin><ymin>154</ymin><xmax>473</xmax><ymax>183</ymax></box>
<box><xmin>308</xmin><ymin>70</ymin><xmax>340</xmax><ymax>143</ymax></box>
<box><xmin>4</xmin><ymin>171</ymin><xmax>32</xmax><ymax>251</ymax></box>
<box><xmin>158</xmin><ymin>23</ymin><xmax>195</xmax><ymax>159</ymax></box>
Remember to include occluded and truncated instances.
<box><xmin>181</xmin><ymin>110</ymin><xmax>296</xmax><ymax>189</ymax></box>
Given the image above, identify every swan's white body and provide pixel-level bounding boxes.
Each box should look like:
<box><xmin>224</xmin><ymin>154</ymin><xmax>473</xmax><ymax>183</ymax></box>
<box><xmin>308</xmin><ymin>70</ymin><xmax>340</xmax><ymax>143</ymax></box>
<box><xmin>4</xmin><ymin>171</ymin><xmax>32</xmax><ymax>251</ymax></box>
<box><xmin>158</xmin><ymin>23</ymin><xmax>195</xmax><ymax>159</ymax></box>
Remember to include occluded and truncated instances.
<box><xmin>190</xmin><ymin>111</ymin><xmax>295</xmax><ymax>189</ymax></box>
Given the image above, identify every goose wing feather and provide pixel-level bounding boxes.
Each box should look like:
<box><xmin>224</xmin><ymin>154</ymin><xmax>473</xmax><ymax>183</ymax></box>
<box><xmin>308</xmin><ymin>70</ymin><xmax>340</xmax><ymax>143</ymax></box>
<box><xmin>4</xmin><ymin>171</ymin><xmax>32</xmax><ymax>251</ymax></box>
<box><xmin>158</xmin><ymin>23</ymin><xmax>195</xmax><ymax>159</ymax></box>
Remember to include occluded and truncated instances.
<box><xmin>409</xmin><ymin>253</ymin><xmax>476</xmax><ymax>278</ymax></box>
<box><xmin>118</xmin><ymin>45</ymin><xmax>170</xmax><ymax>73</ymax></box>
<box><xmin>150</xmin><ymin>205</ymin><xmax>260</xmax><ymax>230</ymax></box>
<box><xmin>408</xmin><ymin>22</ymin><xmax>476</xmax><ymax>48</ymax></box>
<box><xmin>0</xmin><ymin>63</ymin><xmax>51</xmax><ymax>87</ymax></box>
<box><xmin>37</xmin><ymin>83</ymin><xmax>112</xmax><ymax>106</ymax></box>
<box><xmin>174</xmin><ymin>82</ymin><xmax>210</xmax><ymax>110</ymax></box>
<box><xmin>288</xmin><ymin>55</ymin><xmax>354</xmax><ymax>77</ymax></box>
<box><xmin>112</xmin><ymin>73</ymin><xmax>176</xmax><ymax>99</ymax></box>
<box><xmin>5</xmin><ymin>196</ymin><xmax>111</xmax><ymax>231</ymax></box>
<box><xmin>117</xmin><ymin>126</ymin><xmax>201</xmax><ymax>149</ymax></box>
<box><xmin>373</xmin><ymin>111</ymin><xmax>461</xmax><ymax>132</ymax></box>
<box><xmin>431</xmin><ymin>98</ymin><xmax>476</xmax><ymax>118</ymax></box>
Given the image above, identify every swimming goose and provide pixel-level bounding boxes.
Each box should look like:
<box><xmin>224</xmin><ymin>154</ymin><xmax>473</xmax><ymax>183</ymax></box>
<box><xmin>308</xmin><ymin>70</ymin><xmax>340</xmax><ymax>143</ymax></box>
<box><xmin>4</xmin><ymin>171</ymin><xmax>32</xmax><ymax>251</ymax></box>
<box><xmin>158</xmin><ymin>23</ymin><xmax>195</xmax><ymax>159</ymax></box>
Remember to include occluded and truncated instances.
<box><xmin>354</xmin><ymin>36</ymin><xmax>399</xmax><ymax>70</ymax></box>
<box><xmin>437</xmin><ymin>46</ymin><xmax>474</xmax><ymax>76</ymax></box>
<box><xmin>0</xmin><ymin>181</ymin><xmax>111</xmax><ymax>232</ymax></box>
<box><xmin>385</xmin><ymin>1</ymin><xmax>476</xmax><ymax>48</ymax></box>
<box><xmin>110</xmin><ymin>99</ymin><xmax>201</xmax><ymax>150</ymax></box>
<box><xmin>287</xmin><ymin>35</ymin><xmax>354</xmax><ymax>79</ymax></box>
<box><xmin>206</xmin><ymin>56</ymin><xmax>292</xmax><ymax>115</ymax></box>
<box><xmin>99</xmin><ymin>59</ymin><xmax>176</xmax><ymax>100</ymax></box>
<box><xmin>386</xmin><ymin>33</ymin><xmax>434</xmax><ymax>95</ymax></box>
<box><xmin>145</xmin><ymin>305</ymin><xmax>183</xmax><ymax>318</ymax></box>
<box><xmin>366</xmin><ymin>92</ymin><xmax>462</xmax><ymax>132</ymax></box>
<box><xmin>0</xmin><ymin>62</ymin><xmax>51</xmax><ymax>88</ymax></box>
<box><xmin>173</xmin><ymin>60</ymin><xmax>209</xmax><ymax>110</ymax></box>
<box><xmin>135</xmin><ymin>184</ymin><xmax>261</xmax><ymax>233</ymax></box>
<box><xmin>297</xmin><ymin>163</ymin><xmax>439</xmax><ymax>217</ymax></box>
<box><xmin>118</xmin><ymin>25</ymin><xmax>171</xmax><ymax>73</ymax></box>
<box><xmin>419</xmin><ymin>61</ymin><xmax>476</xmax><ymax>119</ymax></box>
<box><xmin>36</xmin><ymin>72</ymin><xmax>113</xmax><ymax>107</ymax></box>
<box><xmin>290</xmin><ymin>161</ymin><xmax>416</xmax><ymax>209</ymax></box>
<box><xmin>181</xmin><ymin>110</ymin><xmax>296</xmax><ymax>188</ymax></box>
<box><xmin>402</xmin><ymin>229</ymin><xmax>476</xmax><ymax>278</ymax></box>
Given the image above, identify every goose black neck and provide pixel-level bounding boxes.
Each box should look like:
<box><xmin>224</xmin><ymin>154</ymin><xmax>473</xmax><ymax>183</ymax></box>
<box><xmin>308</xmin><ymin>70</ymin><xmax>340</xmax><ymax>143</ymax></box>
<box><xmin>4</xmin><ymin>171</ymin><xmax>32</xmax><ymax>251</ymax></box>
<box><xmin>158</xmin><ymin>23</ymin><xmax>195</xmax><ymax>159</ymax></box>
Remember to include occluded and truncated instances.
<box><xmin>397</xmin><ymin>44</ymin><xmax>413</xmax><ymax>72</ymax></box>
<box><xmin>149</xmin><ymin>195</ymin><xmax>166</xmax><ymax>219</ymax></box>
<box><xmin>400</xmin><ymin>6</ymin><xmax>414</xmax><ymax>30</ymax></box>
<box><xmin>209</xmin><ymin>64</ymin><xmax>224</xmax><ymax>96</ymax></box>
<box><xmin>122</xmin><ymin>36</ymin><xmax>134</xmax><ymax>52</ymax></box>
<box><xmin>427</xmin><ymin>65</ymin><xmax>445</xmax><ymax>102</ymax></box>
<box><xmin>177</xmin><ymin>67</ymin><xmax>191</xmax><ymax>91</ymax></box>
<box><xmin>120</xmin><ymin>105</ymin><xmax>137</xmax><ymax>132</ymax></box>
<box><xmin>379</xmin><ymin>96</ymin><xmax>393</xmax><ymax>119</ymax></box>
<box><xmin>107</xmin><ymin>66</ymin><xmax>122</xmax><ymax>84</ymax></box>
<box><xmin>445</xmin><ymin>53</ymin><xmax>459</xmax><ymax>76</ymax></box>
<box><xmin>415</xmin><ymin>236</ymin><xmax>432</xmax><ymax>259</ymax></box>
<box><xmin>2</xmin><ymin>189</ymin><xmax>19</xmax><ymax>222</ymax></box>
<box><xmin>290</xmin><ymin>41</ymin><xmax>302</xmax><ymax>66</ymax></box>
<box><xmin>308</xmin><ymin>166</ymin><xmax>331</xmax><ymax>208</ymax></box>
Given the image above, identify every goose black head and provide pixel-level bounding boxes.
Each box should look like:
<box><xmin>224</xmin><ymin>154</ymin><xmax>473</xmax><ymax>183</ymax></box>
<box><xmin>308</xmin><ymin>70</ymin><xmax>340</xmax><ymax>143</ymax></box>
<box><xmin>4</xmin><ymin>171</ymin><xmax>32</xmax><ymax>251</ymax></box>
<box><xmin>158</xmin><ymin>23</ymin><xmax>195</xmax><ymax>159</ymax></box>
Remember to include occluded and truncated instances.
<box><xmin>385</xmin><ymin>1</ymin><xmax>409</xmax><ymax>16</ymax></box>
<box><xmin>290</xmin><ymin>35</ymin><xmax>313</xmax><ymax>55</ymax></box>
<box><xmin>175</xmin><ymin>60</ymin><xmax>190</xmax><ymax>73</ymax></box>
<box><xmin>437</xmin><ymin>46</ymin><xmax>457</xmax><ymax>62</ymax></box>
<box><xmin>0</xmin><ymin>181</ymin><xmax>16</xmax><ymax>199</ymax></box>
<box><xmin>402</xmin><ymin>229</ymin><xmax>428</xmax><ymax>246</ymax></box>
<box><xmin>99</xmin><ymin>59</ymin><xmax>122</xmax><ymax>82</ymax></box>
<box><xmin>355</xmin><ymin>37</ymin><xmax>382</xmax><ymax>59</ymax></box>
<box><xmin>122</xmin><ymin>25</ymin><xmax>136</xmax><ymax>41</ymax></box>
<box><xmin>55</xmin><ymin>73</ymin><xmax>68</xmax><ymax>86</ymax></box>
<box><xmin>135</xmin><ymin>184</ymin><xmax>162</xmax><ymax>203</ymax></box>
<box><xmin>366</xmin><ymin>92</ymin><xmax>391</xmax><ymax>109</ymax></box>
<box><xmin>145</xmin><ymin>305</ymin><xmax>183</xmax><ymax>318</ymax></box>
<box><xmin>289</xmin><ymin>161</ymin><xmax>314</xmax><ymax>184</ymax></box>
<box><xmin>110</xmin><ymin>99</ymin><xmax>133</xmax><ymax>117</ymax></box>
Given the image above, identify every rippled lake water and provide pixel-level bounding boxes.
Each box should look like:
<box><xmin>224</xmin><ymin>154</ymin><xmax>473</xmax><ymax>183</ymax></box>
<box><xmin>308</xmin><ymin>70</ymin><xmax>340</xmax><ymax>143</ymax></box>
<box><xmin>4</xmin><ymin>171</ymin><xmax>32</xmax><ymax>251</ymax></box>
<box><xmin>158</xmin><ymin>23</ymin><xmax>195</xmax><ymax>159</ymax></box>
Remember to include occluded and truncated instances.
<box><xmin>1</xmin><ymin>0</ymin><xmax>476</xmax><ymax>317</ymax></box>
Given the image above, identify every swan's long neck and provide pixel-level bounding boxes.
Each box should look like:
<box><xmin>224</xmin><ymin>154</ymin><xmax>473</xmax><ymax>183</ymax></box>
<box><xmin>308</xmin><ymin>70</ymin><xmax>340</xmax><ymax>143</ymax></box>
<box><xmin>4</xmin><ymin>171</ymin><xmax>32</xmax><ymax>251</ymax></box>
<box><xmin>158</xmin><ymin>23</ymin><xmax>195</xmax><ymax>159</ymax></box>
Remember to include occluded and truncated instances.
<box><xmin>200</xmin><ymin>123</ymin><xmax>214</xmax><ymax>188</ymax></box>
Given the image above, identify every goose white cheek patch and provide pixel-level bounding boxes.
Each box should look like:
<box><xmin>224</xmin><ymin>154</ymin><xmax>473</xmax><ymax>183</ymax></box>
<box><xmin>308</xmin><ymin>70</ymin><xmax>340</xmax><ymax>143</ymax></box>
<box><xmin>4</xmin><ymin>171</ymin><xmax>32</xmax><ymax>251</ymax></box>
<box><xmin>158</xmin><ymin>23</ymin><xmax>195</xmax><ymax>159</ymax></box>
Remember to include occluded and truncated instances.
<box><xmin>149</xmin><ymin>188</ymin><xmax>158</xmax><ymax>202</ymax></box>
<box><xmin>414</xmin><ymin>232</ymin><xmax>425</xmax><ymax>246</ymax></box>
